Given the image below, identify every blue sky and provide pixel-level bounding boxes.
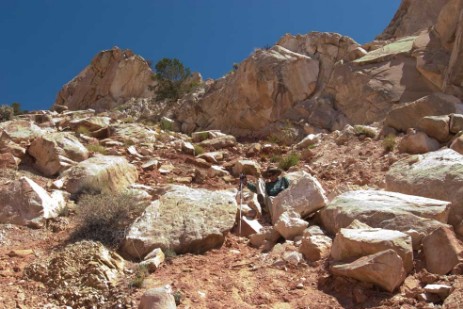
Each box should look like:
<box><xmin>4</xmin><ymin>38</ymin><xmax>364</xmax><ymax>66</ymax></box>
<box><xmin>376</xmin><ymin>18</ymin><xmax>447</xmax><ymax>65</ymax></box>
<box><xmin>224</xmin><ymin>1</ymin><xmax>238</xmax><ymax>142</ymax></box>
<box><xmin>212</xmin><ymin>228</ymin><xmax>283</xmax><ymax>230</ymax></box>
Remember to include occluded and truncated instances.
<box><xmin>0</xmin><ymin>1</ymin><xmax>400</xmax><ymax>111</ymax></box>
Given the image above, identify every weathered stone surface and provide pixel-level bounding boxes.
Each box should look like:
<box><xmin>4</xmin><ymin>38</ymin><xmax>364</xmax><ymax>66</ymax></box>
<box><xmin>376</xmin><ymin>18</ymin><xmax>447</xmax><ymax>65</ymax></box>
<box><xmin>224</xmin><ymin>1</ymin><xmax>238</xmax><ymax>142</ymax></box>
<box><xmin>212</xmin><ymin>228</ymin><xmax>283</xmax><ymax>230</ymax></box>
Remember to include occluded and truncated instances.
<box><xmin>140</xmin><ymin>248</ymin><xmax>165</xmax><ymax>273</ymax></box>
<box><xmin>355</xmin><ymin>36</ymin><xmax>416</xmax><ymax>65</ymax></box>
<box><xmin>0</xmin><ymin>152</ymin><xmax>19</xmax><ymax>169</ymax></box>
<box><xmin>69</xmin><ymin>116</ymin><xmax>111</xmax><ymax>132</ymax></box>
<box><xmin>274</xmin><ymin>211</ymin><xmax>308</xmax><ymax>240</ymax></box>
<box><xmin>176</xmin><ymin>45</ymin><xmax>319</xmax><ymax>138</ymax></box>
<box><xmin>450</xmin><ymin>113</ymin><xmax>463</xmax><ymax>133</ymax></box>
<box><xmin>139</xmin><ymin>288</ymin><xmax>177</xmax><ymax>309</ymax></box>
<box><xmin>0</xmin><ymin>177</ymin><xmax>64</xmax><ymax>227</ymax></box>
<box><xmin>331</xmin><ymin>228</ymin><xmax>414</xmax><ymax>273</ymax></box>
<box><xmin>450</xmin><ymin>135</ymin><xmax>463</xmax><ymax>154</ymax></box>
<box><xmin>60</xmin><ymin>156</ymin><xmax>138</xmax><ymax>194</ymax></box>
<box><xmin>272</xmin><ymin>171</ymin><xmax>328</xmax><ymax>224</ymax></box>
<box><xmin>28</xmin><ymin>132</ymin><xmax>89</xmax><ymax>176</ymax></box>
<box><xmin>122</xmin><ymin>185</ymin><xmax>237</xmax><ymax>259</ymax></box>
<box><xmin>417</xmin><ymin>115</ymin><xmax>450</xmax><ymax>142</ymax></box>
<box><xmin>423</xmin><ymin>227</ymin><xmax>463</xmax><ymax>275</ymax></box>
<box><xmin>26</xmin><ymin>241</ymin><xmax>124</xmax><ymax>308</ymax></box>
<box><xmin>398</xmin><ymin>131</ymin><xmax>440</xmax><ymax>154</ymax></box>
<box><xmin>248</xmin><ymin>226</ymin><xmax>281</xmax><ymax>248</ymax></box>
<box><xmin>425</xmin><ymin>284</ymin><xmax>453</xmax><ymax>299</ymax></box>
<box><xmin>299</xmin><ymin>227</ymin><xmax>332</xmax><ymax>261</ymax></box>
<box><xmin>53</xmin><ymin>47</ymin><xmax>155</xmax><ymax>112</ymax></box>
<box><xmin>198</xmin><ymin>135</ymin><xmax>236</xmax><ymax>149</ymax></box>
<box><xmin>319</xmin><ymin>190</ymin><xmax>450</xmax><ymax>247</ymax></box>
<box><xmin>0</xmin><ymin>120</ymin><xmax>46</xmax><ymax>143</ymax></box>
<box><xmin>232</xmin><ymin>160</ymin><xmax>261</xmax><ymax>177</ymax></box>
<box><xmin>385</xmin><ymin>93</ymin><xmax>463</xmax><ymax>132</ymax></box>
<box><xmin>113</xmin><ymin>123</ymin><xmax>157</xmax><ymax>144</ymax></box>
<box><xmin>295</xmin><ymin>134</ymin><xmax>321</xmax><ymax>149</ymax></box>
<box><xmin>331</xmin><ymin>249</ymin><xmax>406</xmax><ymax>293</ymax></box>
<box><xmin>378</xmin><ymin>0</ymin><xmax>448</xmax><ymax>40</ymax></box>
<box><xmin>181</xmin><ymin>141</ymin><xmax>195</xmax><ymax>155</ymax></box>
<box><xmin>386</xmin><ymin>149</ymin><xmax>463</xmax><ymax>229</ymax></box>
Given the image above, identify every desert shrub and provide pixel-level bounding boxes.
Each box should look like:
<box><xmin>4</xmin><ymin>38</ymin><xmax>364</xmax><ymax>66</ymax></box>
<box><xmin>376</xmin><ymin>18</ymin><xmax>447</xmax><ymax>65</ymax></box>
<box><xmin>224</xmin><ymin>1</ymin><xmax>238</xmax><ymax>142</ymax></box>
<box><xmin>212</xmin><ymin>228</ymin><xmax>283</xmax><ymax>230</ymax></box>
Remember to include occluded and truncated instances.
<box><xmin>270</xmin><ymin>154</ymin><xmax>281</xmax><ymax>163</ymax></box>
<box><xmin>278</xmin><ymin>152</ymin><xmax>300</xmax><ymax>171</ymax></box>
<box><xmin>76</xmin><ymin>126</ymin><xmax>91</xmax><ymax>136</ymax></box>
<box><xmin>193</xmin><ymin>144</ymin><xmax>205</xmax><ymax>155</ymax></box>
<box><xmin>86</xmin><ymin>144</ymin><xmax>107</xmax><ymax>155</ymax></box>
<box><xmin>353</xmin><ymin>125</ymin><xmax>377</xmax><ymax>138</ymax></box>
<box><xmin>383</xmin><ymin>134</ymin><xmax>396</xmax><ymax>152</ymax></box>
<box><xmin>129</xmin><ymin>264</ymin><xmax>149</xmax><ymax>289</ymax></box>
<box><xmin>267</xmin><ymin>124</ymin><xmax>298</xmax><ymax>146</ymax></box>
<box><xmin>71</xmin><ymin>192</ymin><xmax>146</xmax><ymax>248</ymax></box>
<box><xmin>0</xmin><ymin>105</ymin><xmax>14</xmax><ymax>122</ymax></box>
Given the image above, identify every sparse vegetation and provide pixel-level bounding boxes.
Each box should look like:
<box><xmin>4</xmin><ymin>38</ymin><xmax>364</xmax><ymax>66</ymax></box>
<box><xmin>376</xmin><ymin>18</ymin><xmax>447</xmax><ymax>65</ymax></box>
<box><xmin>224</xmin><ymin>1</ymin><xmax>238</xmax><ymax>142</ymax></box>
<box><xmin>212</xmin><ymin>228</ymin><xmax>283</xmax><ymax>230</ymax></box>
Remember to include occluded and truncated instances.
<box><xmin>267</xmin><ymin>122</ymin><xmax>299</xmax><ymax>146</ymax></box>
<box><xmin>0</xmin><ymin>105</ymin><xmax>14</xmax><ymax>122</ymax></box>
<box><xmin>129</xmin><ymin>264</ymin><xmax>149</xmax><ymax>289</ymax></box>
<box><xmin>383</xmin><ymin>134</ymin><xmax>396</xmax><ymax>152</ymax></box>
<box><xmin>76</xmin><ymin>126</ymin><xmax>91</xmax><ymax>136</ymax></box>
<box><xmin>70</xmin><ymin>192</ymin><xmax>147</xmax><ymax>248</ymax></box>
<box><xmin>278</xmin><ymin>152</ymin><xmax>300</xmax><ymax>171</ymax></box>
<box><xmin>353</xmin><ymin>125</ymin><xmax>377</xmax><ymax>138</ymax></box>
<box><xmin>86</xmin><ymin>144</ymin><xmax>107</xmax><ymax>155</ymax></box>
<box><xmin>194</xmin><ymin>144</ymin><xmax>205</xmax><ymax>155</ymax></box>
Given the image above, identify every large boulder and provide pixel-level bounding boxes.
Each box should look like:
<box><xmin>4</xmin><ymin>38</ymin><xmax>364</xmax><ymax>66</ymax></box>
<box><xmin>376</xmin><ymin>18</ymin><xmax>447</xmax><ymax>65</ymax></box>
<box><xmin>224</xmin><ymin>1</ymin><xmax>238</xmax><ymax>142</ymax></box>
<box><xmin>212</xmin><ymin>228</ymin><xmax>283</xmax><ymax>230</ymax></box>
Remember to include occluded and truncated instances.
<box><xmin>319</xmin><ymin>190</ymin><xmax>450</xmax><ymax>248</ymax></box>
<box><xmin>139</xmin><ymin>288</ymin><xmax>177</xmax><ymax>309</ymax></box>
<box><xmin>271</xmin><ymin>171</ymin><xmax>328</xmax><ymax>224</ymax></box>
<box><xmin>386</xmin><ymin>149</ymin><xmax>463</xmax><ymax>230</ymax></box>
<box><xmin>331</xmin><ymin>227</ymin><xmax>414</xmax><ymax>273</ymax></box>
<box><xmin>299</xmin><ymin>226</ymin><xmax>332</xmax><ymax>261</ymax></box>
<box><xmin>0</xmin><ymin>120</ymin><xmax>46</xmax><ymax>143</ymax></box>
<box><xmin>417</xmin><ymin>115</ymin><xmax>451</xmax><ymax>142</ymax></box>
<box><xmin>53</xmin><ymin>47</ymin><xmax>155</xmax><ymax>112</ymax></box>
<box><xmin>28</xmin><ymin>132</ymin><xmax>89</xmax><ymax>176</ymax></box>
<box><xmin>423</xmin><ymin>226</ymin><xmax>463</xmax><ymax>275</ymax></box>
<box><xmin>385</xmin><ymin>93</ymin><xmax>463</xmax><ymax>132</ymax></box>
<box><xmin>330</xmin><ymin>249</ymin><xmax>406</xmax><ymax>293</ymax></box>
<box><xmin>176</xmin><ymin>45</ymin><xmax>319</xmax><ymax>138</ymax></box>
<box><xmin>397</xmin><ymin>130</ymin><xmax>440</xmax><ymax>154</ymax></box>
<box><xmin>60</xmin><ymin>156</ymin><xmax>138</xmax><ymax>194</ymax></box>
<box><xmin>0</xmin><ymin>177</ymin><xmax>65</xmax><ymax>227</ymax></box>
<box><xmin>122</xmin><ymin>185</ymin><xmax>237</xmax><ymax>259</ymax></box>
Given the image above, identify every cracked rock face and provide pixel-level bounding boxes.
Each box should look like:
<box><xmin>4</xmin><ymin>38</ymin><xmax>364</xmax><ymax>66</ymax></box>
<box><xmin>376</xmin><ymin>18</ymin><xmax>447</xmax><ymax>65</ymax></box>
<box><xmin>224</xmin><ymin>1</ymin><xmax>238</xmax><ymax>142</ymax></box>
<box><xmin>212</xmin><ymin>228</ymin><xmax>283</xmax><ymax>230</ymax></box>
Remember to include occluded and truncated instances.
<box><xmin>53</xmin><ymin>47</ymin><xmax>155</xmax><ymax>112</ymax></box>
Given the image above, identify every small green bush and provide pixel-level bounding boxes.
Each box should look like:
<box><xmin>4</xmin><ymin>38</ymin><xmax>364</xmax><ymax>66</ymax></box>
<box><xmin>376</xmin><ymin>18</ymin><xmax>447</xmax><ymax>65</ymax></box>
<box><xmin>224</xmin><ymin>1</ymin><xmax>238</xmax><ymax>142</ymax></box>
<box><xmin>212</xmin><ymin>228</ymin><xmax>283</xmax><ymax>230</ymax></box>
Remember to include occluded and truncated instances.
<box><xmin>70</xmin><ymin>192</ymin><xmax>146</xmax><ymax>248</ymax></box>
<box><xmin>0</xmin><ymin>105</ymin><xmax>14</xmax><ymax>122</ymax></box>
<box><xmin>353</xmin><ymin>125</ymin><xmax>377</xmax><ymax>138</ymax></box>
<box><xmin>151</xmin><ymin>58</ymin><xmax>195</xmax><ymax>101</ymax></box>
<box><xmin>86</xmin><ymin>144</ymin><xmax>107</xmax><ymax>155</ymax></box>
<box><xmin>76</xmin><ymin>126</ymin><xmax>91</xmax><ymax>136</ymax></box>
<box><xmin>193</xmin><ymin>144</ymin><xmax>205</xmax><ymax>155</ymax></box>
<box><xmin>278</xmin><ymin>152</ymin><xmax>300</xmax><ymax>171</ymax></box>
<box><xmin>383</xmin><ymin>134</ymin><xmax>396</xmax><ymax>152</ymax></box>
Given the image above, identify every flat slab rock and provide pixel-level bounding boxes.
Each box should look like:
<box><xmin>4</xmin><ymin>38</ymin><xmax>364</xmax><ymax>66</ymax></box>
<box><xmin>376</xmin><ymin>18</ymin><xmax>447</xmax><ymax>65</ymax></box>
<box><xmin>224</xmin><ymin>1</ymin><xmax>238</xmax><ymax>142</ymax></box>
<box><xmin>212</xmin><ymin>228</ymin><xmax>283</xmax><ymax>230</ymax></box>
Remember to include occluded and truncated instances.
<box><xmin>122</xmin><ymin>185</ymin><xmax>237</xmax><ymax>259</ymax></box>
<box><xmin>319</xmin><ymin>190</ymin><xmax>450</xmax><ymax>247</ymax></box>
<box><xmin>386</xmin><ymin>149</ymin><xmax>463</xmax><ymax>230</ymax></box>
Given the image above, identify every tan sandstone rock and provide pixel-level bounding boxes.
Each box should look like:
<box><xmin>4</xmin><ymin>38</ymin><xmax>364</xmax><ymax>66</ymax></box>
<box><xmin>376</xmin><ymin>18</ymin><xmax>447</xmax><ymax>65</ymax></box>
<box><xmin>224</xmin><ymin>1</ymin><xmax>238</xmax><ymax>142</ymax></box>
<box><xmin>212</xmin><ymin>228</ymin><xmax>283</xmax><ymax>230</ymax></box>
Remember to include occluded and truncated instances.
<box><xmin>60</xmin><ymin>155</ymin><xmax>138</xmax><ymax>194</ymax></box>
<box><xmin>53</xmin><ymin>47</ymin><xmax>155</xmax><ymax>112</ymax></box>
<box><xmin>423</xmin><ymin>227</ymin><xmax>463</xmax><ymax>275</ymax></box>
<box><xmin>331</xmin><ymin>249</ymin><xmax>407</xmax><ymax>293</ymax></box>
<box><xmin>398</xmin><ymin>130</ymin><xmax>440</xmax><ymax>154</ymax></box>
<box><xmin>139</xmin><ymin>288</ymin><xmax>177</xmax><ymax>309</ymax></box>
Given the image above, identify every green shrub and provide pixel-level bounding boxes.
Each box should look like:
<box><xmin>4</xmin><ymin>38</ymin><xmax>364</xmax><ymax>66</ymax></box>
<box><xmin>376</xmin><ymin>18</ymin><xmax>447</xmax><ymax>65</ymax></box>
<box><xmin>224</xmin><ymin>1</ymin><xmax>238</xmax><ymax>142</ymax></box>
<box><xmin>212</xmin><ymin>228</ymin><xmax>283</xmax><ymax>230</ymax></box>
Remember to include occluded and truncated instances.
<box><xmin>278</xmin><ymin>152</ymin><xmax>300</xmax><ymax>171</ymax></box>
<box><xmin>70</xmin><ymin>192</ymin><xmax>146</xmax><ymax>248</ymax></box>
<box><xmin>353</xmin><ymin>125</ymin><xmax>377</xmax><ymax>138</ymax></box>
<box><xmin>0</xmin><ymin>105</ymin><xmax>14</xmax><ymax>122</ymax></box>
<box><xmin>86</xmin><ymin>144</ymin><xmax>107</xmax><ymax>155</ymax></box>
<box><xmin>193</xmin><ymin>144</ymin><xmax>205</xmax><ymax>155</ymax></box>
<box><xmin>151</xmin><ymin>58</ymin><xmax>195</xmax><ymax>101</ymax></box>
<box><xmin>76</xmin><ymin>126</ymin><xmax>91</xmax><ymax>136</ymax></box>
<box><xmin>383</xmin><ymin>134</ymin><xmax>396</xmax><ymax>152</ymax></box>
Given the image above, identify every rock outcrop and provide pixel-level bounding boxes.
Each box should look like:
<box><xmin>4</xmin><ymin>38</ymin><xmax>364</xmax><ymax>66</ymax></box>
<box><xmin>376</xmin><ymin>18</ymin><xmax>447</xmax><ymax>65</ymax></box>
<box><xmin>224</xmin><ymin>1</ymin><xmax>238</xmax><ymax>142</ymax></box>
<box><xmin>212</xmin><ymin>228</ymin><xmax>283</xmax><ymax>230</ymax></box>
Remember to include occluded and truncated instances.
<box><xmin>53</xmin><ymin>47</ymin><xmax>155</xmax><ymax>112</ymax></box>
<box><xmin>319</xmin><ymin>190</ymin><xmax>450</xmax><ymax>248</ymax></box>
<box><xmin>0</xmin><ymin>177</ymin><xmax>65</xmax><ymax>227</ymax></box>
<box><xmin>386</xmin><ymin>149</ymin><xmax>463</xmax><ymax>231</ymax></box>
<box><xmin>122</xmin><ymin>185</ymin><xmax>237</xmax><ymax>259</ymax></box>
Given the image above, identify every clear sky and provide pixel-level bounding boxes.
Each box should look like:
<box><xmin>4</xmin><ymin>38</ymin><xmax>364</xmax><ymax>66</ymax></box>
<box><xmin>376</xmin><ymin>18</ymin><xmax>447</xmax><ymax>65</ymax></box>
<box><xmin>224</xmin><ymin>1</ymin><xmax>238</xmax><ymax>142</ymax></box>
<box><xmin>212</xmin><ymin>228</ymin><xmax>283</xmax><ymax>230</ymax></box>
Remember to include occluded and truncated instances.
<box><xmin>0</xmin><ymin>0</ymin><xmax>400</xmax><ymax>111</ymax></box>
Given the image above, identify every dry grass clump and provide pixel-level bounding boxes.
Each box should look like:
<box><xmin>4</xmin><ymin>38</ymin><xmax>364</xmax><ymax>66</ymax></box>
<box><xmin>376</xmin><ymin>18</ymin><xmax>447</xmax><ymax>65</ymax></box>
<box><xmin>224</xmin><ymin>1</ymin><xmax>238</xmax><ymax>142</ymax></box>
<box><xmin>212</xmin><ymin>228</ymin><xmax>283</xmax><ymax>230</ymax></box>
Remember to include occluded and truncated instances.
<box><xmin>382</xmin><ymin>134</ymin><xmax>396</xmax><ymax>152</ymax></box>
<box><xmin>278</xmin><ymin>152</ymin><xmax>300</xmax><ymax>171</ymax></box>
<box><xmin>86</xmin><ymin>144</ymin><xmax>107</xmax><ymax>155</ymax></box>
<box><xmin>70</xmin><ymin>192</ymin><xmax>146</xmax><ymax>248</ymax></box>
